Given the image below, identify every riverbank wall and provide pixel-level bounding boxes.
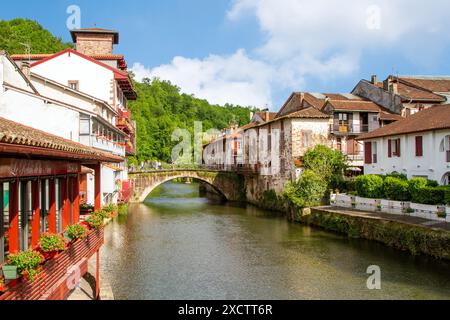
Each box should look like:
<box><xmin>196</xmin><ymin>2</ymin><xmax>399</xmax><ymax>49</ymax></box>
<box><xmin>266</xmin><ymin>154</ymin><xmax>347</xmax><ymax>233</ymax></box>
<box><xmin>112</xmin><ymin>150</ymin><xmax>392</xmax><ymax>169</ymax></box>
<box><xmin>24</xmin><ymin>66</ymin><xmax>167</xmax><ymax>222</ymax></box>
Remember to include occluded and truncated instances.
<box><xmin>292</xmin><ymin>206</ymin><xmax>450</xmax><ymax>260</ymax></box>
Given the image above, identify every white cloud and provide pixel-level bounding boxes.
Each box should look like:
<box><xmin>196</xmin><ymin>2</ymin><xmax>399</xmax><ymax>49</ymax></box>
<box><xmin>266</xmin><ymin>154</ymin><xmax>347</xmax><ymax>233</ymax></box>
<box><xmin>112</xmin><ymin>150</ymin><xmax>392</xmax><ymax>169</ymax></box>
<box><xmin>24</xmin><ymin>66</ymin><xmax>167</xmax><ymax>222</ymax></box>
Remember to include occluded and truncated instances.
<box><xmin>132</xmin><ymin>50</ymin><xmax>273</xmax><ymax>108</ymax></box>
<box><xmin>134</xmin><ymin>0</ymin><xmax>450</xmax><ymax>109</ymax></box>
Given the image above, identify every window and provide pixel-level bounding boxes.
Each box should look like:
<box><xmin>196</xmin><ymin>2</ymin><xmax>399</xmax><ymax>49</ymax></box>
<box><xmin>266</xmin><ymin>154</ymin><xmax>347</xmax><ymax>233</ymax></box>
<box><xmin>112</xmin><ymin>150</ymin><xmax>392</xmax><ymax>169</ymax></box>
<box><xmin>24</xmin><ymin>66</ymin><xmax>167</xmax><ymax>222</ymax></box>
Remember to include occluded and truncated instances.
<box><xmin>388</xmin><ymin>138</ymin><xmax>401</xmax><ymax>158</ymax></box>
<box><xmin>372</xmin><ymin>141</ymin><xmax>378</xmax><ymax>164</ymax></box>
<box><xmin>415</xmin><ymin>136</ymin><xmax>423</xmax><ymax>157</ymax></box>
<box><xmin>19</xmin><ymin>181</ymin><xmax>32</xmax><ymax>251</ymax></box>
<box><xmin>0</xmin><ymin>182</ymin><xmax>8</xmax><ymax>264</ymax></box>
<box><xmin>302</xmin><ymin>130</ymin><xmax>312</xmax><ymax>148</ymax></box>
<box><xmin>40</xmin><ymin>179</ymin><xmax>50</xmax><ymax>234</ymax></box>
<box><xmin>68</xmin><ymin>80</ymin><xmax>79</xmax><ymax>91</ymax></box>
<box><xmin>364</xmin><ymin>141</ymin><xmax>377</xmax><ymax>164</ymax></box>
<box><xmin>55</xmin><ymin>179</ymin><xmax>62</xmax><ymax>233</ymax></box>
<box><xmin>80</xmin><ymin>118</ymin><xmax>90</xmax><ymax>135</ymax></box>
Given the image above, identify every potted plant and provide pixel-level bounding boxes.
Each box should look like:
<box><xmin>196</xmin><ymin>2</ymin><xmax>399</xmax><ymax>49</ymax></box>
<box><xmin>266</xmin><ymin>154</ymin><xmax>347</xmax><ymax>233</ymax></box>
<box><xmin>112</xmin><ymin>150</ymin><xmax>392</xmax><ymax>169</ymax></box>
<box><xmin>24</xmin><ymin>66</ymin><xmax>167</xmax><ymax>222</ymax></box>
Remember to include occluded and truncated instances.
<box><xmin>86</xmin><ymin>213</ymin><xmax>104</xmax><ymax>229</ymax></box>
<box><xmin>38</xmin><ymin>233</ymin><xmax>67</xmax><ymax>260</ymax></box>
<box><xmin>80</xmin><ymin>204</ymin><xmax>94</xmax><ymax>215</ymax></box>
<box><xmin>94</xmin><ymin>209</ymin><xmax>110</xmax><ymax>220</ymax></box>
<box><xmin>64</xmin><ymin>224</ymin><xmax>88</xmax><ymax>242</ymax></box>
<box><xmin>7</xmin><ymin>250</ymin><xmax>44</xmax><ymax>282</ymax></box>
<box><xmin>0</xmin><ymin>276</ymin><xmax>6</xmax><ymax>293</ymax></box>
<box><xmin>2</xmin><ymin>264</ymin><xmax>18</xmax><ymax>280</ymax></box>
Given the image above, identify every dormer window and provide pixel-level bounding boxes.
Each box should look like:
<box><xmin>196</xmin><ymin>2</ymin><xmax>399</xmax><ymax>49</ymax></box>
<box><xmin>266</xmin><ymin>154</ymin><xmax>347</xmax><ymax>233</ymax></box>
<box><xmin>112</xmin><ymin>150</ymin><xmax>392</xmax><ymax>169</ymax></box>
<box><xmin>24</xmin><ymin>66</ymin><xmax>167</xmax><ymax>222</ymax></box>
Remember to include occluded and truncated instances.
<box><xmin>68</xmin><ymin>80</ymin><xmax>79</xmax><ymax>91</ymax></box>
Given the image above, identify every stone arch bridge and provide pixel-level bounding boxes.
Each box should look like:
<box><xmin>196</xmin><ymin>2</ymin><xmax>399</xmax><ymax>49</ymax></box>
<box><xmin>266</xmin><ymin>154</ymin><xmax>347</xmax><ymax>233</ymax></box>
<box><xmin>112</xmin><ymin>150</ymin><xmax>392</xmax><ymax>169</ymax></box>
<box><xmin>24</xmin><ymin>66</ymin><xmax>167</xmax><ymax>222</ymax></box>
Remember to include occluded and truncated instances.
<box><xmin>128</xmin><ymin>170</ymin><xmax>246</xmax><ymax>203</ymax></box>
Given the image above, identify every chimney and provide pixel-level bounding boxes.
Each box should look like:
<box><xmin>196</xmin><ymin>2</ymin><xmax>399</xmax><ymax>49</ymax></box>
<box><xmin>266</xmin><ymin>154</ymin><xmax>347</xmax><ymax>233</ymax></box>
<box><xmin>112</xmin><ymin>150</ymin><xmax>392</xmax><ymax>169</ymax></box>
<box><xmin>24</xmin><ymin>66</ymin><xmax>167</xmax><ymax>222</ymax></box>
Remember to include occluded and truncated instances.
<box><xmin>21</xmin><ymin>61</ymin><xmax>31</xmax><ymax>80</ymax></box>
<box><xmin>371</xmin><ymin>75</ymin><xmax>378</xmax><ymax>84</ymax></box>
<box><xmin>70</xmin><ymin>29</ymin><xmax>119</xmax><ymax>56</ymax></box>
<box><xmin>265</xmin><ymin>111</ymin><xmax>270</xmax><ymax>122</ymax></box>
<box><xmin>391</xmin><ymin>82</ymin><xmax>398</xmax><ymax>94</ymax></box>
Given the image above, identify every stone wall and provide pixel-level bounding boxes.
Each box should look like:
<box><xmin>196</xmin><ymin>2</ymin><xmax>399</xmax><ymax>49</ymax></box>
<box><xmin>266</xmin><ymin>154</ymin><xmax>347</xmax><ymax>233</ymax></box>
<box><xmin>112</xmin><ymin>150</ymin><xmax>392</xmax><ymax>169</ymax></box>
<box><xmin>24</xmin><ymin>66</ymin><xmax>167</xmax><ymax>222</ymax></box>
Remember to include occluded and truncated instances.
<box><xmin>76</xmin><ymin>34</ymin><xmax>114</xmax><ymax>56</ymax></box>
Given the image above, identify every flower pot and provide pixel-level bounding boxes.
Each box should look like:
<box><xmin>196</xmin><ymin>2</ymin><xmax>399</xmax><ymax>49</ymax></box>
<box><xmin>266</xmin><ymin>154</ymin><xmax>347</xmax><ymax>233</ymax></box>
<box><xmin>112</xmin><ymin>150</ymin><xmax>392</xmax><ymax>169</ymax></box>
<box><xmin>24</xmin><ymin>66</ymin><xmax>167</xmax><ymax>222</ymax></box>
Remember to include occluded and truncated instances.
<box><xmin>2</xmin><ymin>265</ymin><xmax>18</xmax><ymax>280</ymax></box>
<box><xmin>63</xmin><ymin>231</ymin><xmax>74</xmax><ymax>243</ymax></box>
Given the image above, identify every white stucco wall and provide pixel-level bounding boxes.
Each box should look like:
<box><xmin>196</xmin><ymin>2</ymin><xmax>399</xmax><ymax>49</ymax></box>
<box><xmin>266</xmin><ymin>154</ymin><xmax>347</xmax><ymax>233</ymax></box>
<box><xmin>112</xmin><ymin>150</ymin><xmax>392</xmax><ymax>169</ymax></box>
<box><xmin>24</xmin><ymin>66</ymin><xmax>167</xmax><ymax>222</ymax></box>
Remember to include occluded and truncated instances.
<box><xmin>0</xmin><ymin>89</ymin><xmax>80</xmax><ymax>142</ymax></box>
<box><xmin>31</xmin><ymin>51</ymin><xmax>114</xmax><ymax>104</ymax></box>
<box><xmin>364</xmin><ymin>129</ymin><xmax>450</xmax><ymax>183</ymax></box>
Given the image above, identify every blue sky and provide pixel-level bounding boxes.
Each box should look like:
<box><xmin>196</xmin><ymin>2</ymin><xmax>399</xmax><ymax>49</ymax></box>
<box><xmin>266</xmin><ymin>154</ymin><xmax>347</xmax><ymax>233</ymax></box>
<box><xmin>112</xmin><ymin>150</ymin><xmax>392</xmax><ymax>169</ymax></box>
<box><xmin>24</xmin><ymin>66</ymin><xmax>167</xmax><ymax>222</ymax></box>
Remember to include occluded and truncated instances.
<box><xmin>3</xmin><ymin>0</ymin><xmax>450</xmax><ymax>110</ymax></box>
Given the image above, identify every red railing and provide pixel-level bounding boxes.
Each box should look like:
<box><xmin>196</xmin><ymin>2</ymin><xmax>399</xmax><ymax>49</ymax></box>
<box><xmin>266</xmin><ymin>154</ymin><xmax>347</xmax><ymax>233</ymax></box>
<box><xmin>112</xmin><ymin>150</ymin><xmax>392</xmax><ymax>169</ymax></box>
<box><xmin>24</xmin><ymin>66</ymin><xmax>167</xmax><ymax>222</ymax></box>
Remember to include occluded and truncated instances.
<box><xmin>0</xmin><ymin>228</ymin><xmax>104</xmax><ymax>300</ymax></box>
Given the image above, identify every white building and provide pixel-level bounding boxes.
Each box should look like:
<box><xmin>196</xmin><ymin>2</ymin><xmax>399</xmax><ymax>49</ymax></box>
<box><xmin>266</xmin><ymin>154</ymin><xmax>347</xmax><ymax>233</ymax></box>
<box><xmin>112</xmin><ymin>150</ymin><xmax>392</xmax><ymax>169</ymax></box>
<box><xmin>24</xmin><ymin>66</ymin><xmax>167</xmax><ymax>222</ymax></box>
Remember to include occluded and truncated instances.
<box><xmin>357</xmin><ymin>104</ymin><xmax>450</xmax><ymax>184</ymax></box>
<box><xmin>11</xmin><ymin>28</ymin><xmax>137</xmax><ymax>205</ymax></box>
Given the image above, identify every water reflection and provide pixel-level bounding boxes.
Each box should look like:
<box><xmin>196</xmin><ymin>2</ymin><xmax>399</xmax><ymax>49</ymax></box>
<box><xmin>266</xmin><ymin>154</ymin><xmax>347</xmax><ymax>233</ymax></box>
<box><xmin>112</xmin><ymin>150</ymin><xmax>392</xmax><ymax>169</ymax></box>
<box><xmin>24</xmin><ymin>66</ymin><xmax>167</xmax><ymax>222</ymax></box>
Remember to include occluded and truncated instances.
<box><xmin>101</xmin><ymin>181</ymin><xmax>450</xmax><ymax>300</ymax></box>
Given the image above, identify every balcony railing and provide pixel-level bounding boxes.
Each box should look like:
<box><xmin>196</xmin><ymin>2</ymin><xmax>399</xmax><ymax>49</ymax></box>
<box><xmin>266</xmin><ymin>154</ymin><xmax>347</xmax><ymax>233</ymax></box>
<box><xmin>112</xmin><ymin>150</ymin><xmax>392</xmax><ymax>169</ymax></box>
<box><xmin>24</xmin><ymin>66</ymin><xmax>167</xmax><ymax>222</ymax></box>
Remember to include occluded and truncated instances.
<box><xmin>331</xmin><ymin>123</ymin><xmax>369</xmax><ymax>135</ymax></box>
<box><xmin>0</xmin><ymin>228</ymin><xmax>104</xmax><ymax>300</ymax></box>
<box><xmin>345</xmin><ymin>152</ymin><xmax>365</xmax><ymax>162</ymax></box>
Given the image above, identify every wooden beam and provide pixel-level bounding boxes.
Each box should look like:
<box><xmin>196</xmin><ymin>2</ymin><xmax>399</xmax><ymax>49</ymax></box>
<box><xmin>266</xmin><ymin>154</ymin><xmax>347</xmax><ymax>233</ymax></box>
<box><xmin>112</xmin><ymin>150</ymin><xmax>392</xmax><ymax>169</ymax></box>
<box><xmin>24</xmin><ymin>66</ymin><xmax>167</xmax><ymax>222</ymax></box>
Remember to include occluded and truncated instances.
<box><xmin>94</xmin><ymin>164</ymin><xmax>101</xmax><ymax>211</ymax></box>
<box><xmin>31</xmin><ymin>179</ymin><xmax>40</xmax><ymax>247</ymax></box>
<box><xmin>9</xmin><ymin>180</ymin><xmax>19</xmax><ymax>253</ymax></box>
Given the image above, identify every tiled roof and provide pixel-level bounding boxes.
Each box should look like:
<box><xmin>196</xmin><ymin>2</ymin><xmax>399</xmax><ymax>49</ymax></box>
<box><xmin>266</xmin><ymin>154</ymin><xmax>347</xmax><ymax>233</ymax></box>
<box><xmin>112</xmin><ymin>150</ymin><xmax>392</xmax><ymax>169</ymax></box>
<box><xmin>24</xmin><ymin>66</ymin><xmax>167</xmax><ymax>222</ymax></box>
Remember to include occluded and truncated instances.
<box><xmin>11</xmin><ymin>53</ymin><xmax>125</xmax><ymax>61</ymax></box>
<box><xmin>255</xmin><ymin>112</ymin><xmax>277</xmax><ymax>122</ymax></box>
<box><xmin>284</xmin><ymin>107</ymin><xmax>330</xmax><ymax>119</ymax></box>
<box><xmin>325</xmin><ymin>100</ymin><xmax>383</xmax><ymax>112</ymax></box>
<box><xmin>400</xmin><ymin>76</ymin><xmax>450</xmax><ymax>93</ymax></box>
<box><xmin>379</xmin><ymin>111</ymin><xmax>404</xmax><ymax>121</ymax></box>
<box><xmin>357</xmin><ymin>104</ymin><xmax>450</xmax><ymax>140</ymax></box>
<box><xmin>0</xmin><ymin>117</ymin><xmax>123</xmax><ymax>162</ymax></box>
<box><xmin>396</xmin><ymin>82</ymin><xmax>445</xmax><ymax>102</ymax></box>
<box><xmin>70</xmin><ymin>28</ymin><xmax>119</xmax><ymax>43</ymax></box>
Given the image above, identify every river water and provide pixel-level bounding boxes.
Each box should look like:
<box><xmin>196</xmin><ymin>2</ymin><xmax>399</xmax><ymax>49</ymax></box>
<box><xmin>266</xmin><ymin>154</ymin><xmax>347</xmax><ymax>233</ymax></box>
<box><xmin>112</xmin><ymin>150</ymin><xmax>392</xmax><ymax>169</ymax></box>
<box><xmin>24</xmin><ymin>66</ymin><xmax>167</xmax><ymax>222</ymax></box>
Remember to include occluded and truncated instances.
<box><xmin>101</xmin><ymin>181</ymin><xmax>450</xmax><ymax>300</ymax></box>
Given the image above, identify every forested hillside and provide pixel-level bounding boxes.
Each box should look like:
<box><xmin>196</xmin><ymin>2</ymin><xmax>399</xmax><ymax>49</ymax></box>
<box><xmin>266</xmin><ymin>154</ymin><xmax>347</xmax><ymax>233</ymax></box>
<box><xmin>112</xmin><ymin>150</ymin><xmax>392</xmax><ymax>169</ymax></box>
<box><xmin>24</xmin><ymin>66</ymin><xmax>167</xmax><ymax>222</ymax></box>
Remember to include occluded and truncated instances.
<box><xmin>0</xmin><ymin>18</ymin><xmax>72</xmax><ymax>53</ymax></box>
<box><xmin>129</xmin><ymin>78</ymin><xmax>258</xmax><ymax>164</ymax></box>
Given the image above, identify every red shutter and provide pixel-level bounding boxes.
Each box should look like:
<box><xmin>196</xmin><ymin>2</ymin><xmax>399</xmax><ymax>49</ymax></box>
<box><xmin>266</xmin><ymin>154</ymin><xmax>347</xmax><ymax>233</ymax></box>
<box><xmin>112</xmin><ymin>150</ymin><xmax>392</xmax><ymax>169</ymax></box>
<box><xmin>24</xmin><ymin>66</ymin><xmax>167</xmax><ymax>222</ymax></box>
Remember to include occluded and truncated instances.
<box><xmin>388</xmin><ymin>139</ymin><xmax>392</xmax><ymax>158</ymax></box>
<box><xmin>415</xmin><ymin>136</ymin><xmax>423</xmax><ymax>157</ymax></box>
<box><xmin>364</xmin><ymin>142</ymin><xmax>372</xmax><ymax>164</ymax></box>
<box><xmin>397</xmin><ymin>139</ymin><xmax>401</xmax><ymax>157</ymax></box>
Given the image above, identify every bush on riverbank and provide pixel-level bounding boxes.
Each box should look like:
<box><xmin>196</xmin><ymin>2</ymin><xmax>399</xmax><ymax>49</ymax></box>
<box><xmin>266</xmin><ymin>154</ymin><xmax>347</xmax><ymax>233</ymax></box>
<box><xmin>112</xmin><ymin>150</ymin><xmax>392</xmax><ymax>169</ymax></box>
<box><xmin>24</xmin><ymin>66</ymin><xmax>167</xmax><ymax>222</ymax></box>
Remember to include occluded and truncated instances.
<box><xmin>303</xmin><ymin>208</ymin><xmax>450</xmax><ymax>260</ymax></box>
<box><xmin>353</xmin><ymin>175</ymin><xmax>450</xmax><ymax>205</ymax></box>
<box><xmin>285</xmin><ymin>170</ymin><xmax>328</xmax><ymax>209</ymax></box>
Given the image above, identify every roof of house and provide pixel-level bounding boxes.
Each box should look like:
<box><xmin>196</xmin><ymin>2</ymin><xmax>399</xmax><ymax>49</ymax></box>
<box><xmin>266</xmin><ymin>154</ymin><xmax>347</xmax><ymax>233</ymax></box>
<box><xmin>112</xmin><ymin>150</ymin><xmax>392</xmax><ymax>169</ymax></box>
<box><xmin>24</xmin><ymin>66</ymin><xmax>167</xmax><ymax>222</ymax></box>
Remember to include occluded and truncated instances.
<box><xmin>357</xmin><ymin>104</ymin><xmax>450</xmax><ymax>140</ymax></box>
<box><xmin>28</xmin><ymin>48</ymin><xmax>136</xmax><ymax>100</ymax></box>
<box><xmin>324</xmin><ymin>100</ymin><xmax>384</xmax><ymax>112</ymax></box>
<box><xmin>255</xmin><ymin>112</ymin><xmax>277</xmax><ymax>122</ymax></box>
<box><xmin>399</xmin><ymin>76</ymin><xmax>450</xmax><ymax>93</ymax></box>
<box><xmin>70</xmin><ymin>28</ymin><xmax>119</xmax><ymax>44</ymax></box>
<box><xmin>0</xmin><ymin>116</ymin><xmax>123</xmax><ymax>163</ymax></box>
<box><xmin>283</xmin><ymin>107</ymin><xmax>330</xmax><ymax>119</ymax></box>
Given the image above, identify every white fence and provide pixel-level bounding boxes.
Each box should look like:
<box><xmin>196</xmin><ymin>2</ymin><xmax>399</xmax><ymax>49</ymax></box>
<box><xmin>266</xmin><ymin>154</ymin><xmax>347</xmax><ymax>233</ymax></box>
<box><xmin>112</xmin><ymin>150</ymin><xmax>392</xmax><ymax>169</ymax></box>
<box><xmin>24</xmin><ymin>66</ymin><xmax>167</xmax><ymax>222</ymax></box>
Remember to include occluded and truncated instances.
<box><xmin>331</xmin><ymin>194</ymin><xmax>450</xmax><ymax>223</ymax></box>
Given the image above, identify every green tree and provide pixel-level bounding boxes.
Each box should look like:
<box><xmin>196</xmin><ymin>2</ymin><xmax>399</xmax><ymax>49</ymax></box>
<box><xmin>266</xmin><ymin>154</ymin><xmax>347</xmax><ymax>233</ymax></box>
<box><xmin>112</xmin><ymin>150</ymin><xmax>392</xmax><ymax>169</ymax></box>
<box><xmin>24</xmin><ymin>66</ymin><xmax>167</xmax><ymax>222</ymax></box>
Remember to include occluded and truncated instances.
<box><xmin>0</xmin><ymin>19</ymin><xmax>72</xmax><ymax>54</ymax></box>
<box><xmin>284</xmin><ymin>170</ymin><xmax>328</xmax><ymax>208</ymax></box>
<box><xmin>303</xmin><ymin>145</ymin><xmax>347</xmax><ymax>190</ymax></box>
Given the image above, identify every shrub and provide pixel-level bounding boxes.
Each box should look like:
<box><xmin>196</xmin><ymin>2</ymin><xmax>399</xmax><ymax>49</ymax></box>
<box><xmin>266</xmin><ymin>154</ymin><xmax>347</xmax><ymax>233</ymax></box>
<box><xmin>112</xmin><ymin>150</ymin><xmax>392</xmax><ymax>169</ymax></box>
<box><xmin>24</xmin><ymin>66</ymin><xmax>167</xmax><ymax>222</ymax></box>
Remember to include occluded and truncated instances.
<box><xmin>38</xmin><ymin>233</ymin><xmax>66</xmax><ymax>253</ymax></box>
<box><xmin>94</xmin><ymin>210</ymin><xmax>110</xmax><ymax>219</ymax></box>
<box><xmin>408</xmin><ymin>178</ymin><xmax>428</xmax><ymax>202</ymax></box>
<box><xmin>355</xmin><ymin>175</ymin><xmax>384</xmax><ymax>198</ymax></box>
<box><xmin>65</xmin><ymin>224</ymin><xmax>88</xmax><ymax>241</ymax></box>
<box><xmin>303</xmin><ymin>145</ymin><xmax>347</xmax><ymax>188</ymax></box>
<box><xmin>86</xmin><ymin>214</ymin><xmax>104</xmax><ymax>229</ymax></box>
<box><xmin>118</xmin><ymin>204</ymin><xmax>128</xmax><ymax>216</ymax></box>
<box><xmin>383</xmin><ymin>177</ymin><xmax>410</xmax><ymax>201</ymax></box>
<box><xmin>427</xmin><ymin>180</ymin><xmax>439</xmax><ymax>187</ymax></box>
<box><xmin>412</xmin><ymin>187</ymin><xmax>445</xmax><ymax>205</ymax></box>
<box><xmin>284</xmin><ymin>170</ymin><xmax>328</xmax><ymax>209</ymax></box>
<box><xmin>385</xmin><ymin>173</ymin><xmax>408</xmax><ymax>181</ymax></box>
<box><xmin>343</xmin><ymin>179</ymin><xmax>356</xmax><ymax>193</ymax></box>
<box><xmin>7</xmin><ymin>250</ymin><xmax>43</xmax><ymax>282</ymax></box>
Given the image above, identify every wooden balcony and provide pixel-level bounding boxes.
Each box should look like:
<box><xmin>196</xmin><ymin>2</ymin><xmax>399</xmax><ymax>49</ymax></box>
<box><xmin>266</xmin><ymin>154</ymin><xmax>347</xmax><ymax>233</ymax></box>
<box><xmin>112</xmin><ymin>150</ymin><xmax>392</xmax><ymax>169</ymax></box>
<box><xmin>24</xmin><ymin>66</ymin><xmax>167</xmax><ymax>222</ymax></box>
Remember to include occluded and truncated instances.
<box><xmin>0</xmin><ymin>228</ymin><xmax>104</xmax><ymax>300</ymax></box>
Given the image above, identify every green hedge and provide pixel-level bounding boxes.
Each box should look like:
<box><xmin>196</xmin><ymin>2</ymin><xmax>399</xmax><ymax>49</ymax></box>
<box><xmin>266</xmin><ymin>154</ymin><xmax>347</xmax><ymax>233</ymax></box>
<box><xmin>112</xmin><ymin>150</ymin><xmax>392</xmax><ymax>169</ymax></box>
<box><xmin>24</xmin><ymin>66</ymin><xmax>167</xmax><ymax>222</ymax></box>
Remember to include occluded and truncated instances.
<box><xmin>354</xmin><ymin>175</ymin><xmax>450</xmax><ymax>205</ymax></box>
<box><xmin>384</xmin><ymin>177</ymin><xmax>410</xmax><ymax>201</ymax></box>
<box><xmin>355</xmin><ymin>175</ymin><xmax>384</xmax><ymax>198</ymax></box>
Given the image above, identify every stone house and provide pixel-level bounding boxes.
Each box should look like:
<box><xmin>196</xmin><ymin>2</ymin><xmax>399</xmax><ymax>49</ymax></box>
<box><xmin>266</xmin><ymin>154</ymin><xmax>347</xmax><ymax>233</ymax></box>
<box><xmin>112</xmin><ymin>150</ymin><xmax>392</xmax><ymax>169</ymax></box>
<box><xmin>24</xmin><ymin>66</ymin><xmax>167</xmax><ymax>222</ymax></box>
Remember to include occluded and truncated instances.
<box><xmin>352</xmin><ymin>75</ymin><xmax>450</xmax><ymax>117</ymax></box>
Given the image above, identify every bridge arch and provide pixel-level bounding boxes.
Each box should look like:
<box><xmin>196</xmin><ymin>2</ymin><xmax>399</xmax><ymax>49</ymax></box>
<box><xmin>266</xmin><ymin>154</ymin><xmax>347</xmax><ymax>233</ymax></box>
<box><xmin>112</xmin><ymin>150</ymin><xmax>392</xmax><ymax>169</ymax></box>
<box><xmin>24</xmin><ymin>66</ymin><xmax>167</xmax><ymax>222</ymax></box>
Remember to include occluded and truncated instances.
<box><xmin>128</xmin><ymin>170</ymin><xmax>246</xmax><ymax>203</ymax></box>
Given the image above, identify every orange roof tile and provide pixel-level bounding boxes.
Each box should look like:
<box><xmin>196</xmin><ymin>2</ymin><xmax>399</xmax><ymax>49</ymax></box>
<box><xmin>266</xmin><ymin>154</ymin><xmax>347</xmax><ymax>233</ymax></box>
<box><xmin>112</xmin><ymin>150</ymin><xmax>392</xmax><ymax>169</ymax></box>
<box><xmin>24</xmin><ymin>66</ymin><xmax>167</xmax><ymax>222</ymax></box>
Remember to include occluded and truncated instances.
<box><xmin>357</xmin><ymin>104</ymin><xmax>450</xmax><ymax>140</ymax></box>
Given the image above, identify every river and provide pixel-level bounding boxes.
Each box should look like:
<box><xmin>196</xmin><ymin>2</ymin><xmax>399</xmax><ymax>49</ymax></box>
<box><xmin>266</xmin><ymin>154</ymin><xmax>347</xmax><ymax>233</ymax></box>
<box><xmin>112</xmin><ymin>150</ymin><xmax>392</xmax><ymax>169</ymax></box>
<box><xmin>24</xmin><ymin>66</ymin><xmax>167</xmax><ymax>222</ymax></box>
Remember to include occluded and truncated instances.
<box><xmin>101</xmin><ymin>181</ymin><xmax>450</xmax><ymax>300</ymax></box>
